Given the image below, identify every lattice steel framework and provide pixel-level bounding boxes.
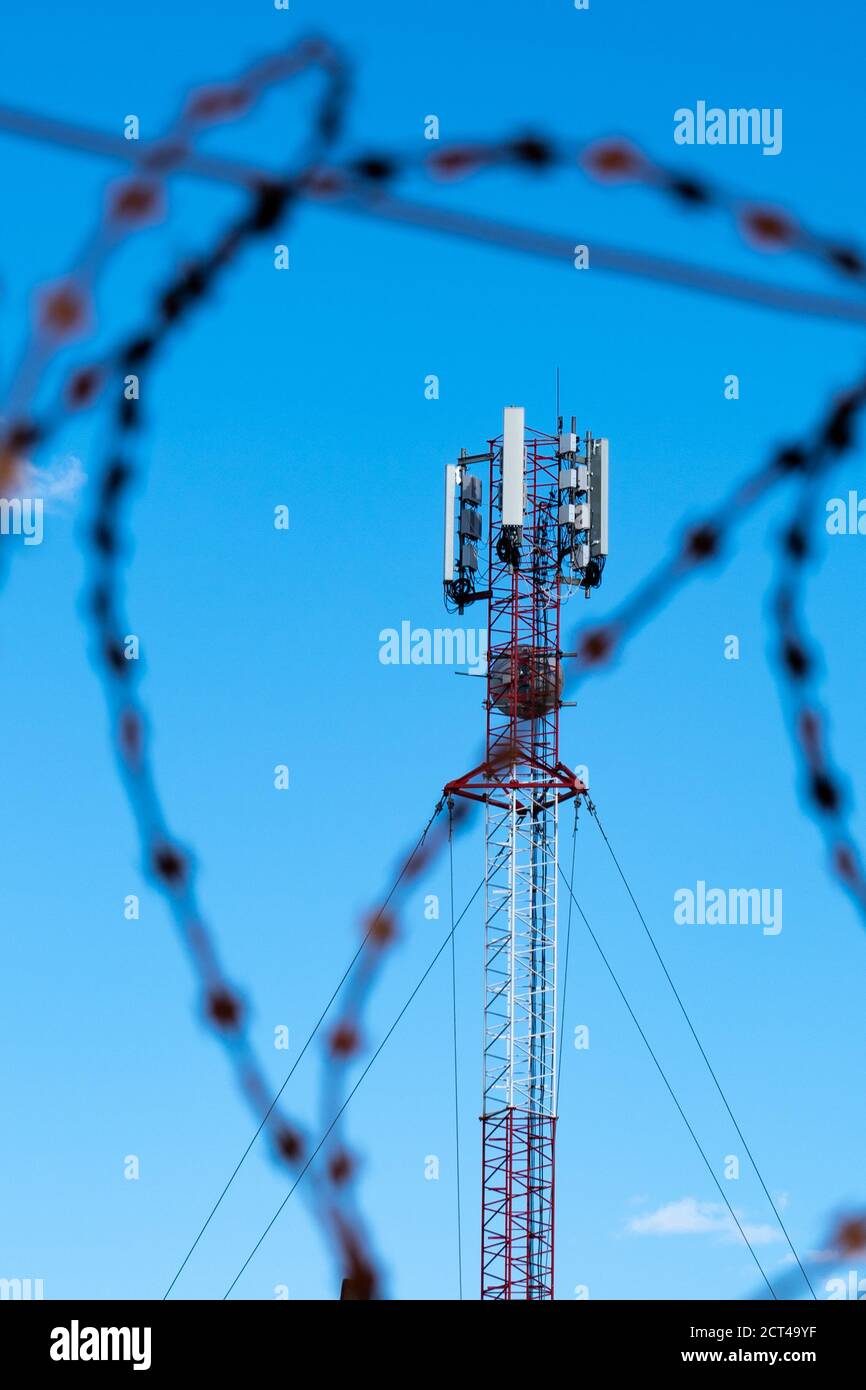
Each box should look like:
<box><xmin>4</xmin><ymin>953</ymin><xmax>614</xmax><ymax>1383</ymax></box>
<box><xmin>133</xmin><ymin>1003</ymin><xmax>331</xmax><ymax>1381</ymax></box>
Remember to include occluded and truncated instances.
<box><xmin>446</xmin><ymin>420</ymin><xmax>587</xmax><ymax>1300</ymax></box>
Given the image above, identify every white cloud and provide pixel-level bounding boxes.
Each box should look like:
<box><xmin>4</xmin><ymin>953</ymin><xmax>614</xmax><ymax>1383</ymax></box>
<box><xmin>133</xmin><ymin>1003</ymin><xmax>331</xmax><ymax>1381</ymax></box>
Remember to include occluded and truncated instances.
<box><xmin>629</xmin><ymin>1197</ymin><xmax>721</xmax><ymax>1236</ymax></box>
<box><xmin>628</xmin><ymin>1196</ymin><xmax>782</xmax><ymax>1246</ymax></box>
<box><xmin>17</xmin><ymin>454</ymin><xmax>86</xmax><ymax>510</ymax></box>
<box><xmin>778</xmin><ymin>1247</ymin><xmax>834</xmax><ymax>1268</ymax></box>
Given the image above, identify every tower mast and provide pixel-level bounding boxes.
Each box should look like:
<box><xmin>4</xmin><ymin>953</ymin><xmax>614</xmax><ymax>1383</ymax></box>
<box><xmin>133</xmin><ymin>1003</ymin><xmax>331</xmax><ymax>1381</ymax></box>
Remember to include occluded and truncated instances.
<box><xmin>443</xmin><ymin>405</ymin><xmax>609</xmax><ymax>1299</ymax></box>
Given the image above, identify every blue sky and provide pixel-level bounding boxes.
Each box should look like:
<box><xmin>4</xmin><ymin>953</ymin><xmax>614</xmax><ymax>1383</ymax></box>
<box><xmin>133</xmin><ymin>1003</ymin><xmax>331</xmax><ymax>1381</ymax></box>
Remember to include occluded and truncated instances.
<box><xmin>0</xmin><ymin>0</ymin><xmax>864</xmax><ymax>1301</ymax></box>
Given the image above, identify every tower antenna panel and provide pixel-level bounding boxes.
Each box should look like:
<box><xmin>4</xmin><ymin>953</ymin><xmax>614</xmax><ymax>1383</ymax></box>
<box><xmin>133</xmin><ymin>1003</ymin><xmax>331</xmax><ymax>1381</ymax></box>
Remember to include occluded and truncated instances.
<box><xmin>443</xmin><ymin>463</ymin><xmax>458</xmax><ymax>582</ymax></box>
<box><xmin>590</xmin><ymin>438</ymin><xmax>609</xmax><ymax>557</ymax></box>
<box><xmin>501</xmin><ymin>406</ymin><xmax>525</xmax><ymax>528</ymax></box>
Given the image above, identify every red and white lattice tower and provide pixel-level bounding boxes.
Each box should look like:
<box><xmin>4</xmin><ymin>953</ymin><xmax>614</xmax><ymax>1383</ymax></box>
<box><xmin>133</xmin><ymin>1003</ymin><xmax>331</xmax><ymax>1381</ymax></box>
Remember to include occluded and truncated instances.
<box><xmin>442</xmin><ymin>406</ymin><xmax>608</xmax><ymax>1300</ymax></box>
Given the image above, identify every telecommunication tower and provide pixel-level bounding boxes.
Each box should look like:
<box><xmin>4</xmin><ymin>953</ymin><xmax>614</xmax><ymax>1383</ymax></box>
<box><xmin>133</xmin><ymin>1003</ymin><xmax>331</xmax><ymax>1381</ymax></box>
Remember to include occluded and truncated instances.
<box><xmin>442</xmin><ymin>406</ymin><xmax>609</xmax><ymax>1300</ymax></box>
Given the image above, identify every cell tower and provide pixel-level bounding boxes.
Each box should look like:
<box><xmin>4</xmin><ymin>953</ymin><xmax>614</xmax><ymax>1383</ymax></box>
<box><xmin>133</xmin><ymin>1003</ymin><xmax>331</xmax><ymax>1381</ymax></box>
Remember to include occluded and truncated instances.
<box><xmin>442</xmin><ymin>405</ymin><xmax>609</xmax><ymax>1300</ymax></box>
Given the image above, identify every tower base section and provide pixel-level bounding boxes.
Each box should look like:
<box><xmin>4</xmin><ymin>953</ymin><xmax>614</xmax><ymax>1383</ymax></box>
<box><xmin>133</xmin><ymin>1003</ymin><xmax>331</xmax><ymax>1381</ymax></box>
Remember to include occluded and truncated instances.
<box><xmin>481</xmin><ymin>1107</ymin><xmax>556</xmax><ymax>1300</ymax></box>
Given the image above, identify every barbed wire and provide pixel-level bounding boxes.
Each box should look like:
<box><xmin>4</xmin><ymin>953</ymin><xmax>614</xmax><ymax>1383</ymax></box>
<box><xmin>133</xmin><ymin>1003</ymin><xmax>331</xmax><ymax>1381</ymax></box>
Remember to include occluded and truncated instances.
<box><xmin>0</xmin><ymin>37</ymin><xmax>349</xmax><ymax>484</ymax></box>
<box><xmin>1</xmin><ymin>31</ymin><xmax>864</xmax><ymax>1299</ymax></box>
<box><xmin>308</xmin><ymin>131</ymin><xmax>866</xmax><ymax>290</ymax></box>
<box><xmin>565</xmin><ymin>374</ymin><xmax>866</xmax><ymax>920</ymax></box>
<box><xmin>69</xmin><ymin>34</ymin><xmax>403</xmax><ymax>1301</ymax></box>
<box><xmin>88</xmin><ymin>391</ymin><xmax>464</xmax><ymax>1300</ymax></box>
<box><xmin>753</xmin><ymin>1212</ymin><xmax>866</xmax><ymax>1301</ymax></box>
<box><xmin>3</xmin><ymin>102</ymin><xmax>866</xmax><ymax>303</ymax></box>
<box><xmin>770</xmin><ymin>477</ymin><xmax>866</xmax><ymax>919</ymax></box>
<box><xmin>0</xmin><ymin>32</ymin><xmax>478</xmax><ymax>1302</ymax></box>
<box><xmin>333</xmin><ymin>192</ymin><xmax>866</xmax><ymax>327</ymax></box>
<box><xmin>313</xmin><ymin>800</ymin><xmax>468</xmax><ymax>1213</ymax></box>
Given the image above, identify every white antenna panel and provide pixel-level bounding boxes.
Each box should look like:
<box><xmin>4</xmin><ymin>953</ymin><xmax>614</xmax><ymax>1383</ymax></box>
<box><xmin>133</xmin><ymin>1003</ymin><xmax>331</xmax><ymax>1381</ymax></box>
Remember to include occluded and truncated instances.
<box><xmin>590</xmin><ymin>438</ymin><xmax>609</xmax><ymax>557</ymax></box>
<box><xmin>443</xmin><ymin>463</ymin><xmax>458</xmax><ymax>581</ymax></box>
<box><xmin>502</xmin><ymin>406</ymin><xmax>525</xmax><ymax>528</ymax></box>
